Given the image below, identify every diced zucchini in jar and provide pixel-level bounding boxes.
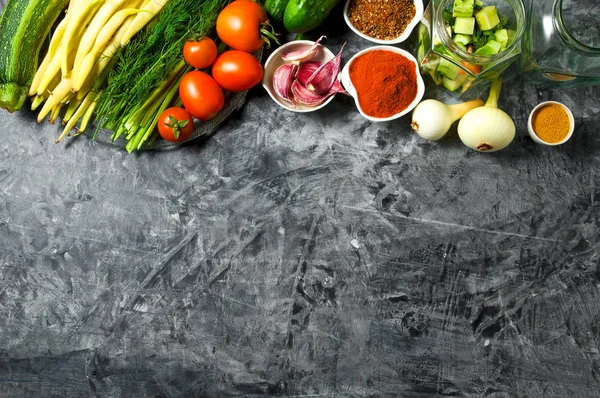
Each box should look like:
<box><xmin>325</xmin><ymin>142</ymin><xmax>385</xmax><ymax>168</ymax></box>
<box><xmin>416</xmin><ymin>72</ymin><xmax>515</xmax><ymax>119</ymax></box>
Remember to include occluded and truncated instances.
<box><xmin>475</xmin><ymin>6</ymin><xmax>500</xmax><ymax>31</ymax></box>
<box><xmin>454</xmin><ymin>17</ymin><xmax>475</xmax><ymax>35</ymax></box>
<box><xmin>437</xmin><ymin>58</ymin><xmax>462</xmax><ymax>80</ymax></box>
<box><xmin>452</xmin><ymin>0</ymin><xmax>474</xmax><ymax>17</ymax></box>
<box><xmin>453</xmin><ymin>34</ymin><xmax>472</xmax><ymax>46</ymax></box>
<box><xmin>474</xmin><ymin>39</ymin><xmax>502</xmax><ymax>55</ymax></box>
<box><xmin>434</xmin><ymin>42</ymin><xmax>449</xmax><ymax>55</ymax></box>
<box><xmin>494</xmin><ymin>28</ymin><xmax>508</xmax><ymax>50</ymax></box>
<box><xmin>442</xmin><ymin>74</ymin><xmax>467</xmax><ymax>91</ymax></box>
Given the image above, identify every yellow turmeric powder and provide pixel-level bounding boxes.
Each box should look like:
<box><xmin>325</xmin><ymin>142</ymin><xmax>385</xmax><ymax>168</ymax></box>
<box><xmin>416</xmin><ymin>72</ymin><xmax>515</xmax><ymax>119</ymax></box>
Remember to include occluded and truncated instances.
<box><xmin>532</xmin><ymin>104</ymin><xmax>571</xmax><ymax>144</ymax></box>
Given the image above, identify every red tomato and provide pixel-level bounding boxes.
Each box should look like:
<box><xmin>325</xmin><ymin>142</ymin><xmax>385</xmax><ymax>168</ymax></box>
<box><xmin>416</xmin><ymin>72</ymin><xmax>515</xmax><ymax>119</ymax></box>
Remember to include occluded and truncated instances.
<box><xmin>212</xmin><ymin>50</ymin><xmax>263</xmax><ymax>92</ymax></box>
<box><xmin>179</xmin><ymin>71</ymin><xmax>224</xmax><ymax>121</ymax></box>
<box><xmin>157</xmin><ymin>107</ymin><xmax>194</xmax><ymax>142</ymax></box>
<box><xmin>183</xmin><ymin>37</ymin><xmax>218</xmax><ymax>69</ymax></box>
<box><xmin>216</xmin><ymin>0</ymin><xmax>270</xmax><ymax>53</ymax></box>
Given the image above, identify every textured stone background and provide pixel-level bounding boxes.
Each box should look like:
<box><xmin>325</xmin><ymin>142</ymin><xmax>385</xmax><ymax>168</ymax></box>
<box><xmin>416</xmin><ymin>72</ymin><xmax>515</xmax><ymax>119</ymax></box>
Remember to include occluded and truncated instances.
<box><xmin>1</xmin><ymin>1</ymin><xmax>600</xmax><ymax>397</ymax></box>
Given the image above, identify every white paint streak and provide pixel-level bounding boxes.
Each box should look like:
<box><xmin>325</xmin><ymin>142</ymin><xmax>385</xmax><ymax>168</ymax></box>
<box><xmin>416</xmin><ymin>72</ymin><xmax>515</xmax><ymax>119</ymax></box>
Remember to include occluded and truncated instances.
<box><xmin>342</xmin><ymin>205</ymin><xmax>562</xmax><ymax>243</ymax></box>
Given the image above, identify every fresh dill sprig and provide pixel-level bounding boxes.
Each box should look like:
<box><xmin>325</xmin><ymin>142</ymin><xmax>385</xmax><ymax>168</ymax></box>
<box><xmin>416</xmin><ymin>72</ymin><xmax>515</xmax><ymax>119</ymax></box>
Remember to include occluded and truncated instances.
<box><xmin>443</xmin><ymin>10</ymin><xmax>453</xmax><ymax>25</ymax></box>
<box><xmin>497</xmin><ymin>14</ymin><xmax>509</xmax><ymax>30</ymax></box>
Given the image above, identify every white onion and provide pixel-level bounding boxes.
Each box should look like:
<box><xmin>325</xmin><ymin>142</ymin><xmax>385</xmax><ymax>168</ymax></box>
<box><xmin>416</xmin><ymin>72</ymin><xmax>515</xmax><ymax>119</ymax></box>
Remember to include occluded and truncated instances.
<box><xmin>411</xmin><ymin>99</ymin><xmax>484</xmax><ymax>141</ymax></box>
<box><xmin>458</xmin><ymin>78</ymin><xmax>515</xmax><ymax>152</ymax></box>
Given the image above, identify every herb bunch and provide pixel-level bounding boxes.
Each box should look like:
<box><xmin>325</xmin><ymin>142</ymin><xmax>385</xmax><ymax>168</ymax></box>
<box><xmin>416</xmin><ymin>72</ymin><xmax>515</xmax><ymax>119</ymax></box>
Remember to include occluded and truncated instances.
<box><xmin>96</xmin><ymin>0</ymin><xmax>229</xmax><ymax>137</ymax></box>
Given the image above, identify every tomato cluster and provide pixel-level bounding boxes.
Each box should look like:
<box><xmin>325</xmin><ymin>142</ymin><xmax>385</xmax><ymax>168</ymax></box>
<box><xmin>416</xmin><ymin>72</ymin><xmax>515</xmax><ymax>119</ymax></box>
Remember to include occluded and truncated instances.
<box><xmin>158</xmin><ymin>0</ymin><xmax>272</xmax><ymax>143</ymax></box>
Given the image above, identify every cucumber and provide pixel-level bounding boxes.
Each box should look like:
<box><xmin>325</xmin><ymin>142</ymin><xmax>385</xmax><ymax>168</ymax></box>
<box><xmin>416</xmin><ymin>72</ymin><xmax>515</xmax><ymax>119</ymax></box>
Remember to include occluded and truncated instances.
<box><xmin>283</xmin><ymin>0</ymin><xmax>341</xmax><ymax>34</ymax></box>
<box><xmin>475</xmin><ymin>6</ymin><xmax>500</xmax><ymax>31</ymax></box>
<box><xmin>474</xmin><ymin>39</ymin><xmax>502</xmax><ymax>55</ymax></box>
<box><xmin>453</xmin><ymin>33</ymin><xmax>472</xmax><ymax>46</ymax></box>
<box><xmin>453</xmin><ymin>17</ymin><xmax>475</xmax><ymax>35</ymax></box>
<box><xmin>0</xmin><ymin>0</ymin><xmax>68</xmax><ymax>112</ymax></box>
<box><xmin>494</xmin><ymin>28</ymin><xmax>508</xmax><ymax>50</ymax></box>
<box><xmin>437</xmin><ymin>58</ymin><xmax>461</xmax><ymax>80</ymax></box>
<box><xmin>452</xmin><ymin>0</ymin><xmax>474</xmax><ymax>17</ymax></box>
<box><xmin>264</xmin><ymin>0</ymin><xmax>290</xmax><ymax>23</ymax></box>
<box><xmin>442</xmin><ymin>75</ymin><xmax>467</xmax><ymax>92</ymax></box>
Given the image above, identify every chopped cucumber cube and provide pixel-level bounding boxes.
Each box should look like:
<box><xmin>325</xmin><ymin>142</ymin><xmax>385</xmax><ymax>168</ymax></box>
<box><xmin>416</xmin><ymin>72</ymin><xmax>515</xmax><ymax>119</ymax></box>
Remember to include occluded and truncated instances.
<box><xmin>486</xmin><ymin>40</ymin><xmax>502</xmax><ymax>52</ymax></box>
<box><xmin>494</xmin><ymin>28</ymin><xmax>508</xmax><ymax>50</ymax></box>
<box><xmin>437</xmin><ymin>58</ymin><xmax>462</xmax><ymax>80</ymax></box>
<box><xmin>494</xmin><ymin>29</ymin><xmax>508</xmax><ymax>43</ymax></box>
<box><xmin>454</xmin><ymin>17</ymin><xmax>475</xmax><ymax>35</ymax></box>
<box><xmin>475</xmin><ymin>6</ymin><xmax>500</xmax><ymax>31</ymax></box>
<box><xmin>474</xmin><ymin>39</ymin><xmax>502</xmax><ymax>55</ymax></box>
<box><xmin>453</xmin><ymin>0</ymin><xmax>475</xmax><ymax>17</ymax></box>
<box><xmin>453</xmin><ymin>33</ymin><xmax>472</xmax><ymax>46</ymax></box>
<box><xmin>442</xmin><ymin>74</ymin><xmax>467</xmax><ymax>92</ymax></box>
<box><xmin>474</xmin><ymin>0</ymin><xmax>484</xmax><ymax>6</ymax></box>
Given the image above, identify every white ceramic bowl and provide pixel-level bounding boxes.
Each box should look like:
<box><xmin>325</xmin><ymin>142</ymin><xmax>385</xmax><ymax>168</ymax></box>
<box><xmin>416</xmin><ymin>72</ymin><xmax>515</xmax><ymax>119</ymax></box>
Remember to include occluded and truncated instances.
<box><xmin>262</xmin><ymin>40</ymin><xmax>336</xmax><ymax>113</ymax></box>
<box><xmin>527</xmin><ymin>101</ymin><xmax>575</xmax><ymax>146</ymax></box>
<box><xmin>340</xmin><ymin>45</ymin><xmax>425</xmax><ymax>122</ymax></box>
<box><xmin>343</xmin><ymin>0</ymin><xmax>424</xmax><ymax>45</ymax></box>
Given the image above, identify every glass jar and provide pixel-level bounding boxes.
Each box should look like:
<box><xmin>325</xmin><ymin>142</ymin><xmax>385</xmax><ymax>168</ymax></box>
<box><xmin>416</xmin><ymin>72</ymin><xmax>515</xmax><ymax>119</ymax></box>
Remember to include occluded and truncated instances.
<box><xmin>519</xmin><ymin>0</ymin><xmax>600</xmax><ymax>87</ymax></box>
<box><xmin>416</xmin><ymin>0</ymin><xmax>526</xmax><ymax>96</ymax></box>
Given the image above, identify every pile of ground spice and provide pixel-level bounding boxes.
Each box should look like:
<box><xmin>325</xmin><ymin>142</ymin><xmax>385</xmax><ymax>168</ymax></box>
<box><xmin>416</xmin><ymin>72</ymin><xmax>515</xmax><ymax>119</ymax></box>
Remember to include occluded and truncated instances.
<box><xmin>349</xmin><ymin>49</ymin><xmax>418</xmax><ymax>118</ymax></box>
<box><xmin>532</xmin><ymin>103</ymin><xmax>571</xmax><ymax>144</ymax></box>
<box><xmin>347</xmin><ymin>0</ymin><xmax>416</xmax><ymax>41</ymax></box>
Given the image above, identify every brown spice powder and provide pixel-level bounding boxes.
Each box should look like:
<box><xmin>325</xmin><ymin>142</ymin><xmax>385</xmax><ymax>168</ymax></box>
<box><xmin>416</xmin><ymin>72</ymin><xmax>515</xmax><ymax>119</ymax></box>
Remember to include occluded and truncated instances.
<box><xmin>347</xmin><ymin>0</ymin><xmax>416</xmax><ymax>41</ymax></box>
<box><xmin>532</xmin><ymin>104</ymin><xmax>571</xmax><ymax>144</ymax></box>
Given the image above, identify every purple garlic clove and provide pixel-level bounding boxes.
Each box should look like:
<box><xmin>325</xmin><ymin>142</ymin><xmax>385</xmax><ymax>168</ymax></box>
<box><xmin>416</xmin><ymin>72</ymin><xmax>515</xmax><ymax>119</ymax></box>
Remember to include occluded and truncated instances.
<box><xmin>296</xmin><ymin>61</ymin><xmax>323</xmax><ymax>87</ymax></box>
<box><xmin>291</xmin><ymin>80</ymin><xmax>328</xmax><ymax>106</ymax></box>
<box><xmin>305</xmin><ymin>43</ymin><xmax>345</xmax><ymax>95</ymax></box>
<box><xmin>272</xmin><ymin>63</ymin><xmax>298</xmax><ymax>106</ymax></box>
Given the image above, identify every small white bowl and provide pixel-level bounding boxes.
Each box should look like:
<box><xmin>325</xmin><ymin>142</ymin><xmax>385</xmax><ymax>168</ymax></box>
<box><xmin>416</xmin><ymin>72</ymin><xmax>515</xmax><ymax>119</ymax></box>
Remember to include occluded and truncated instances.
<box><xmin>262</xmin><ymin>40</ymin><xmax>336</xmax><ymax>113</ymax></box>
<box><xmin>343</xmin><ymin>0</ymin><xmax>424</xmax><ymax>45</ymax></box>
<box><xmin>340</xmin><ymin>45</ymin><xmax>425</xmax><ymax>122</ymax></box>
<box><xmin>527</xmin><ymin>101</ymin><xmax>575</xmax><ymax>146</ymax></box>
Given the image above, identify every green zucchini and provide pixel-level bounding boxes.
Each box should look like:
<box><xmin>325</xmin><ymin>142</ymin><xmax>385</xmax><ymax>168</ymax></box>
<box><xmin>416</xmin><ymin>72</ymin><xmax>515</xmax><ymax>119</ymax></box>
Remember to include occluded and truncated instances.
<box><xmin>283</xmin><ymin>0</ymin><xmax>341</xmax><ymax>34</ymax></box>
<box><xmin>264</xmin><ymin>0</ymin><xmax>290</xmax><ymax>23</ymax></box>
<box><xmin>0</xmin><ymin>0</ymin><xmax>69</xmax><ymax>112</ymax></box>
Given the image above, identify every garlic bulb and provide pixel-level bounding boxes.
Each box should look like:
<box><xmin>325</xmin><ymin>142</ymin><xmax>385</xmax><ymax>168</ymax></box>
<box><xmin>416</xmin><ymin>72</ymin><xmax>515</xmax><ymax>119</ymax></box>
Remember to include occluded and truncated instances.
<box><xmin>458</xmin><ymin>78</ymin><xmax>515</xmax><ymax>152</ymax></box>
<box><xmin>411</xmin><ymin>99</ymin><xmax>484</xmax><ymax>141</ymax></box>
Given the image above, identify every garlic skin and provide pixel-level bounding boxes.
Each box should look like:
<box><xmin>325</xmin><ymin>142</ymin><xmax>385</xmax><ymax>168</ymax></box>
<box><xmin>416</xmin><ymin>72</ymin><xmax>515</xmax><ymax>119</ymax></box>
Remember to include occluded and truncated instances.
<box><xmin>457</xmin><ymin>107</ymin><xmax>515</xmax><ymax>152</ymax></box>
<box><xmin>281</xmin><ymin>36</ymin><xmax>325</xmax><ymax>63</ymax></box>
<box><xmin>411</xmin><ymin>99</ymin><xmax>484</xmax><ymax>141</ymax></box>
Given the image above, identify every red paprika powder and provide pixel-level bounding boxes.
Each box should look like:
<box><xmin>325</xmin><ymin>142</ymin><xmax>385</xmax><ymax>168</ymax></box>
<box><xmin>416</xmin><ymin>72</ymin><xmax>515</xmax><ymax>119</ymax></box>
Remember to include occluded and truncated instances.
<box><xmin>348</xmin><ymin>50</ymin><xmax>418</xmax><ymax>118</ymax></box>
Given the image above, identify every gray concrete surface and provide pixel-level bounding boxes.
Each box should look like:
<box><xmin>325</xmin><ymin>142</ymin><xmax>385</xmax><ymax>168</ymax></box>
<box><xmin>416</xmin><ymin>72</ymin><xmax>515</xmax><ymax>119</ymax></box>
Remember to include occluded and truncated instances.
<box><xmin>1</xmin><ymin>3</ymin><xmax>600</xmax><ymax>397</ymax></box>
